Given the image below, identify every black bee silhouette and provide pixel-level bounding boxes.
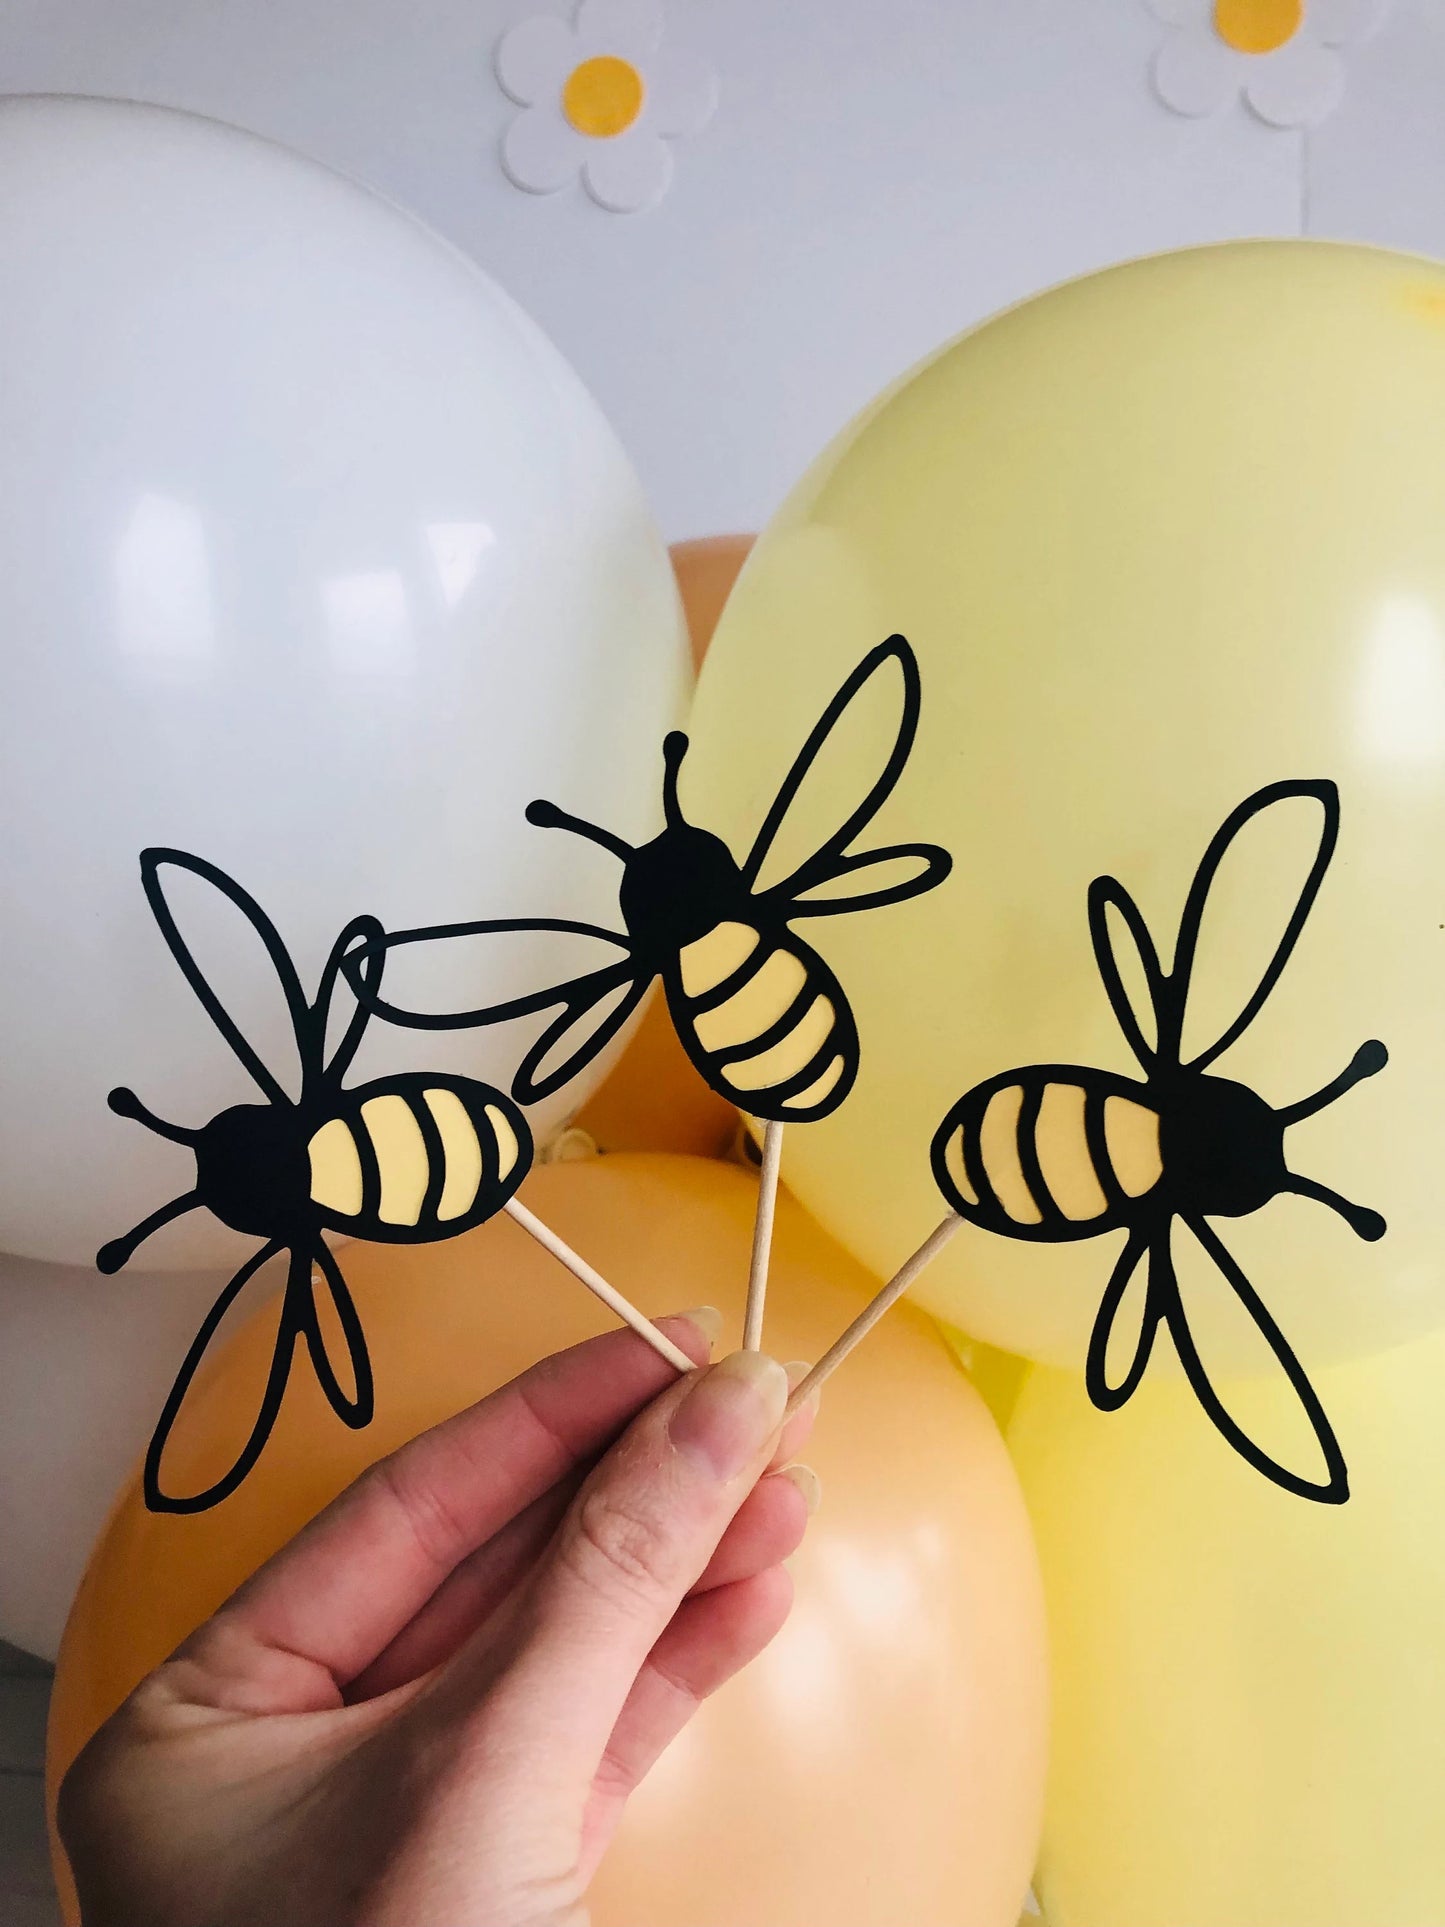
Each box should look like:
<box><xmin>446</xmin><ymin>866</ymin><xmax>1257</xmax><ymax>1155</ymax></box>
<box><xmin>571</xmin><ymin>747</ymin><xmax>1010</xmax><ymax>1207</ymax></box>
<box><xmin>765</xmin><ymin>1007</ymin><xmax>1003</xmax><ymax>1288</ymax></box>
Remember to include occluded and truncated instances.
<box><xmin>351</xmin><ymin>637</ymin><xmax>952</xmax><ymax>1119</ymax></box>
<box><xmin>931</xmin><ymin>780</ymin><xmax>1386</xmax><ymax>1504</ymax></box>
<box><xmin>98</xmin><ymin>850</ymin><xmax>531</xmax><ymax>1513</ymax></box>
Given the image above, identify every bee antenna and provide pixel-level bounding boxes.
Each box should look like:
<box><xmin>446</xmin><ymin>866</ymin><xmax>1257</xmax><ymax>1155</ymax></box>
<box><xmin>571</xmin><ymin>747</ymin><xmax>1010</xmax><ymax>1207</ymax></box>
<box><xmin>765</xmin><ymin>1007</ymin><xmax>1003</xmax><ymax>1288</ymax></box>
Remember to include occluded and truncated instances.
<box><xmin>1278</xmin><ymin>1040</ymin><xmax>1388</xmax><ymax>1126</ymax></box>
<box><xmin>1285</xmin><ymin>1173</ymin><xmax>1386</xmax><ymax>1243</ymax></box>
<box><xmin>525</xmin><ymin>798</ymin><xmax>632</xmax><ymax>863</ymax></box>
<box><xmin>95</xmin><ymin>1236</ymin><xmax>137</xmax><ymax>1276</ymax></box>
<box><xmin>107</xmin><ymin>1087</ymin><xmax>198</xmax><ymax>1145</ymax></box>
<box><xmin>662</xmin><ymin>731</ymin><xmax>690</xmax><ymax>827</ymax></box>
<box><xmin>96</xmin><ymin>1190</ymin><xmax>202</xmax><ymax>1274</ymax></box>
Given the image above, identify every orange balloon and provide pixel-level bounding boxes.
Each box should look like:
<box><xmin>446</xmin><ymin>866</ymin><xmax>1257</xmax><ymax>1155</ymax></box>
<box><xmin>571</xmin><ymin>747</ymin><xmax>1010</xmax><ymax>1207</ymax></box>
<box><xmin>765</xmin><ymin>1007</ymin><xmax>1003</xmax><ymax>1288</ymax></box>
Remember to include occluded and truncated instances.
<box><xmin>672</xmin><ymin>532</ymin><xmax>754</xmax><ymax>670</ymax></box>
<box><xmin>573</xmin><ymin>537</ymin><xmax>754</xmax><ymax>1159</ymax></box>
<box><xmin>574</xmin><ymin>991</ymin><xmax>738</xmax><ymax>1158</ymax></box>
<box><xmin>47</xmin><ymin>1154</ymin><xmax>1045</xmax><ymax>1927</ymax></box>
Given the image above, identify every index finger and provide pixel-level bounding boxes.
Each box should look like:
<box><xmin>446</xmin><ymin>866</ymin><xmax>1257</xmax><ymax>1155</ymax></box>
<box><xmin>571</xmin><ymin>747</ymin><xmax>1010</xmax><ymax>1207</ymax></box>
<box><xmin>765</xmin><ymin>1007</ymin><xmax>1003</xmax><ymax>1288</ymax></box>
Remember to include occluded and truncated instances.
<box><xmin>181</xmin><ymin>1312</ymin><xmax>715</xmax><ymax>1709</ymax></box>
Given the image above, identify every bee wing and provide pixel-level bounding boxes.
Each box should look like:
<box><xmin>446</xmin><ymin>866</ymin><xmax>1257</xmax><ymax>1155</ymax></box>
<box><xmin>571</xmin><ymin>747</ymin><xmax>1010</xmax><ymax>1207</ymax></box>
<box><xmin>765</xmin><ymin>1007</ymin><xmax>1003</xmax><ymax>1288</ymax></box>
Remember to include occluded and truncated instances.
<box><xmin>314</xmin><ymin>914</ymin><xmax>387</xmax><ymax>1085</ymax></box>
<box><xmin>143</xmin><ymin>1240</ymin><xmax>299</xmax><ymax>1514</ymax></box>
<box><xmin>1085</xmin><ymin>1230</ymin><xmax>1162</xmax><ymax>1409</ymax></box>
<box><xmin>512</xmin><ymin>968</ymin><xmax>650</xmax><ymax>1104</ymax></box>
<box><xmin>342</xmin><ymin>916</ymin><xmax>633</xmax><ymax>1033</ymax></box>
<box><xmin>742</xmin><ymin>636</ymin><xmax>944</xmax><ymax>899</ymax></box>
<box><xmin>343</xmin><ymin>916</ymin><xmax>643</xmax><ymax>1107</ymax></box>
<box><xmin>1173</xmin><ymin>781</ymin><xmax>1339</xmax><ymax>1072</ymax></box>
<box><xmin>140</xmin><ymin>849</ymin><xmax>309</xmax><ymax>1105</ymax></box>
<box><xmin>782</xmin><ymin>842</ymin><xmax>953</xmax><ymax>917</ymax></box>
<box><xmin>302</xmin><ymin>1241</ymin><xmax>374</xmax><ymax>1427</ymax></box>
<box><xmin>1164</xmin><ymin>1216</ymin><xmax>1348</xmax><ymax>1504</ymax></box>
<box><xmin>1086</xmin><ymin>879</ymin><xmax>1167</xmax><ymax>1072</ymax></box>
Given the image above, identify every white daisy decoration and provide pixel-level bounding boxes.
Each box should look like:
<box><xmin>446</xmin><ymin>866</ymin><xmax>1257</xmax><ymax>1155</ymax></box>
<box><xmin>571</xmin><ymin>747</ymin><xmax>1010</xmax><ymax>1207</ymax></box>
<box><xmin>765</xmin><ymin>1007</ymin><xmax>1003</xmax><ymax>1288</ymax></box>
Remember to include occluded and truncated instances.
<box><xmin>1147</xmin><ymin>0</ymin><xmax>1389</xmax><ymax>128</ymax></box>
<box><xmin>496</xmin><ymin>0</ymin><xmax>717</xmax><ymax>213</ymax></box>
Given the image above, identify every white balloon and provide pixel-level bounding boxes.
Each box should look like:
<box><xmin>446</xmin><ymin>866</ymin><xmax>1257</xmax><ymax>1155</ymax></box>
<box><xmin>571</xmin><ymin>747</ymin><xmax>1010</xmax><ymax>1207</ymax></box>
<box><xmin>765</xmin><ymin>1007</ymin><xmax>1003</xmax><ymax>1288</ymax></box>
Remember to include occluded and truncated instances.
<box><xmin>0</xmin><ymin>1251</ymin><xmax>230</xmax><ymax>1658</ymax></box>
<box><xmin>0</xmin><ymin>96</ymin><xmax>689</xmax><ymax>1269</ymax></box>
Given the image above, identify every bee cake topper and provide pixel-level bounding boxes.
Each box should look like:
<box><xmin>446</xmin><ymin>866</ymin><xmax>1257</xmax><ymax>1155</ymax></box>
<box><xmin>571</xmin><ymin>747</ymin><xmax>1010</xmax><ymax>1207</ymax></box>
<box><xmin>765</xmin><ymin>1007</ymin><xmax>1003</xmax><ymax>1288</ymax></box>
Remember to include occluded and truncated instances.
<box><xmin>100</xmin><ymin>850</ymin><xmax>690</xmax><ymax>1515</ymax></box>
<box><xmin>350</xmin><ymin>635</ymin><xmax>953</xmax><ymax>1347</ymax></box>
<box><xmin>791</xmin><ymin>779</ymin><xmax>1387</xmax><ymax>1507</ymax></box>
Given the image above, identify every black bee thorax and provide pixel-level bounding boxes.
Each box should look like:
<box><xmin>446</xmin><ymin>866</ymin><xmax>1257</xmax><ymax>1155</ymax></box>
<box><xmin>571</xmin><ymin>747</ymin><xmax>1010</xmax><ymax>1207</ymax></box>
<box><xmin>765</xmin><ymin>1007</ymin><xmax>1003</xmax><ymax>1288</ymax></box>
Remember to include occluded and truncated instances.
<box><xmin>620</xmin><ymin>824</ymin><xmax>747</xmax><ymax>959</ymax></box>
<box><xmin>194</xmin><ymin>1103</ymin><xmax>311</xmax><ymax>1237</ymax></box>
<box><xmin>1157</xmin><ymin>1076</ymin><xmax>1287</xmax><ymax>1218</ymax></box>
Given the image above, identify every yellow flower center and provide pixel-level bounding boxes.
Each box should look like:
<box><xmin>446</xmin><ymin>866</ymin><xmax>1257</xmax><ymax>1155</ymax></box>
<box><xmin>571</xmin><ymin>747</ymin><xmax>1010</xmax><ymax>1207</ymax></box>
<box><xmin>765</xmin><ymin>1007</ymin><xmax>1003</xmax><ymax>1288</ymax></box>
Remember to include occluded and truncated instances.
<box><xmin>1213</xmin><ymin>0</ymin><xmax>1303</xmax><ymax>54</ymax></box>
<box><xmin>562</xmin><ymin>55</ymin><xmax>645</xmax><ymax>138</ymax></box>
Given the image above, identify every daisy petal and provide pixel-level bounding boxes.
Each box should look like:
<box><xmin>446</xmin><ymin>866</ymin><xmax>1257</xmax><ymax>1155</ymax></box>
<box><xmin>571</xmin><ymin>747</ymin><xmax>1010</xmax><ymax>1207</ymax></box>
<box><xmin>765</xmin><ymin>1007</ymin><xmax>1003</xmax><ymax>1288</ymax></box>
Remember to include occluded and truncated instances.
<box><xmin>645</xmin><ymin>45</ymin><xmax>719</xmax><ymax>138</ymax></box>
<box><xmin>1307</xmin><ymin>0</ymin><xmax>1389</xmax><ymax>47</ymax></box>
<box><xmin>582</xmin><ymin>127</ymin><xmax>672</xmax><ymax>212</ymax></box>
<box><xmin>575</xmin><ymin>0</ymin><xmax>663</xmax><ymax>62</ymax></box>
<box><xmin>496</xmin><ymin>16</ymin><xmax>574</xmax><ymax>106</ymax></box>
<box><xmin>1245</xmin><ymin>39</ymin><xmax>1345</xmax><ymax>125</ymax></box>
<box><xmin>1143</xmin><ymin>0</ymin><xmax>1208</xmax><ymax>24</ymax></box>
<box><xmin>1152</xmin><ymin>30</ymin><xmax>1242</xmax><ymax>115</ymax></box>
<box><xmin>502</xmin><ymin>106</ymin><xmax>585</xmax><ymax>193</ymax></box>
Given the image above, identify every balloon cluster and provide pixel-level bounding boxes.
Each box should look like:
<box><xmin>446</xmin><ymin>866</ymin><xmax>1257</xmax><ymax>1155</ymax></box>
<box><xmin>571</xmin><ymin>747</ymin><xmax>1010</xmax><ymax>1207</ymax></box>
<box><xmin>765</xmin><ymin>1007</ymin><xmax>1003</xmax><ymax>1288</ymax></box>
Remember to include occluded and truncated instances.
<box><xmin>10</xmin><ymin>95</ymin><xmax>1445</xmax><ymax>1927</ymax></box>
<box><xmin>8</xmin><ymin>101</ymin><xmax>1043</xmax><ymax>1927</ymax></box>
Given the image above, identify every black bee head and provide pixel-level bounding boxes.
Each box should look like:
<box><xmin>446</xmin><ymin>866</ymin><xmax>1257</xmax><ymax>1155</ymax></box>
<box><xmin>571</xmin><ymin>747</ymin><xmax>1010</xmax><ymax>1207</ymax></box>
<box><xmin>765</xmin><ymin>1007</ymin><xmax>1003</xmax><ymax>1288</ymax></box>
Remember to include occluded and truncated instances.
<box><xmin>194</xmin><ymin>1103</ymin><xmax>311</xmax><ymax>1239</ymax></box>
<box><xmin>619</xmin><ymin>824</ymin><xmax>744</xmax><ymax>963</ymax></box>
<box><xmin>1159</xmin><ymin>1075</ymin><xmax>1287</xmax><ymax>1219</ymax></box>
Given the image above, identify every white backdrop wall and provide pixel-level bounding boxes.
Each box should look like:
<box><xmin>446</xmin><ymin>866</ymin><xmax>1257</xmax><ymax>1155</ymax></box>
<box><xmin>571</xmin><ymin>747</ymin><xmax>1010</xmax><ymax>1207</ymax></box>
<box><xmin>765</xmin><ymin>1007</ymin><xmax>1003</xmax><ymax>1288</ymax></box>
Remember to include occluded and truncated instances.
<box><xmin>3</xmin><ymin>0</ymin><xmax>1432</xmax><ymax>538</ymax></box>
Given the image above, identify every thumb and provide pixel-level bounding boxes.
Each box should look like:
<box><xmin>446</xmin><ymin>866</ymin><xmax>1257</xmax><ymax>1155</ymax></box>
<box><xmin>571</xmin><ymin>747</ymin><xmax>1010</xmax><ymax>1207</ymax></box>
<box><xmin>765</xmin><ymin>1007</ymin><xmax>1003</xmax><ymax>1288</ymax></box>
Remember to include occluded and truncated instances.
<box><xmin>467</xmin><ymin>1349</ymin><xmax>789</xmax><ymax>1818</ymax></box>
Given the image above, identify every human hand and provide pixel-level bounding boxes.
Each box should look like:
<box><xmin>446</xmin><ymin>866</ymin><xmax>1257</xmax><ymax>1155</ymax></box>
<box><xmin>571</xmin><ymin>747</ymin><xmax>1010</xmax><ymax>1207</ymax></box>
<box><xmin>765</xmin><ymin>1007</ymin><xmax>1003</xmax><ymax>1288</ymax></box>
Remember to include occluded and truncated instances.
<box><xmin>59</xmin><ymin>1312</ymin><xmax>818</xmax><ymax>1927</ymax></box>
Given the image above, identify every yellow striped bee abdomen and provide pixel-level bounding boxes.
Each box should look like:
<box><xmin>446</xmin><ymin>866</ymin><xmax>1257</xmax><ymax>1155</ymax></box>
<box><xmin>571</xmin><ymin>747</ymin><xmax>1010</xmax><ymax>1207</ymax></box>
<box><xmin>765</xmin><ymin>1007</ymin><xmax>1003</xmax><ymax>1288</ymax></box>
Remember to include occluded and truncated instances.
<box><xmin>932</xmin><ymin>1067</ymin><xmax>1162</xmax><ymax>1241</ymax></box>
<box><xmin>666</xmin><ymin>920</ymin><xmax>860</xmax><ymax>1122</ymax></box>
<box><xmin>307</xmin><ymin>1073</ymin><xmax>531</xmax><ymax>1242</ymax></box>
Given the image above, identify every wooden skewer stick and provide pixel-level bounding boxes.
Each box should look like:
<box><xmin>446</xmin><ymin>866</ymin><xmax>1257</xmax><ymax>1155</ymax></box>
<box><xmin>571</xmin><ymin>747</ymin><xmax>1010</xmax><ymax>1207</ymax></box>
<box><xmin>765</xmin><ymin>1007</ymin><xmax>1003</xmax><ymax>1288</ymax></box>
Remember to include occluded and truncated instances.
<box><xmin>743</xmin><ymin>1119</ymin><xmax>785</xmax><ymax>1351</ymax></box>
<box><xmin>786</xmin><ymin>1212</ymin><xmax>963</xmax><ymax>1415</ymax></box>
<box><xmin>504</xmin><ymin>1197</ymin><xmax>695</xmax><ymax>1374</ymax></box>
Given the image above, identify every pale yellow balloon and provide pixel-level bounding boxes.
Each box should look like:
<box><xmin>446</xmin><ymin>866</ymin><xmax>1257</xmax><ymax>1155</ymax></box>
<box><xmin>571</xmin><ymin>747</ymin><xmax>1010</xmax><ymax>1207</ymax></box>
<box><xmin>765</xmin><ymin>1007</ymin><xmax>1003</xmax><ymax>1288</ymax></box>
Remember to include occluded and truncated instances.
<box><xmin>686</xmin><ymin>241</ymin><xmax>1445</xmax><ymax>1371</ymax></box>
<box><xmin>1006</xmin><ymin>1326</ymin><xmax>1445</xmax><ymax>1926</ymax></box>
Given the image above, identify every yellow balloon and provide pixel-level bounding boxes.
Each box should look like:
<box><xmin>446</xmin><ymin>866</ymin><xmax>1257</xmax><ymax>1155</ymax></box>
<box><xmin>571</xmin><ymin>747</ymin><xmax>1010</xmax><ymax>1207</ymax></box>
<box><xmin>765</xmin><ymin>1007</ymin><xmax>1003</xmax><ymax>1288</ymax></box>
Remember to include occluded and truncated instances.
<box><xmin>1006</xmin><ymin>1327</ymin><xmax>1445</xmax><ymax>1926</ymax></box>
<box><xmin>47</xmin><ymin>1154</ymin><xmax>1046</xmax><ymax>1927</ymax></box>
<box><xmin>686</xmin><ymin>240</ymin><xmax>1445</xmax><ymax>1373</ymax></box>
<box><xmin>937</xmin><ymin>1322</ymin><xmax>1030</xmax><ymax>1433</ymax></box>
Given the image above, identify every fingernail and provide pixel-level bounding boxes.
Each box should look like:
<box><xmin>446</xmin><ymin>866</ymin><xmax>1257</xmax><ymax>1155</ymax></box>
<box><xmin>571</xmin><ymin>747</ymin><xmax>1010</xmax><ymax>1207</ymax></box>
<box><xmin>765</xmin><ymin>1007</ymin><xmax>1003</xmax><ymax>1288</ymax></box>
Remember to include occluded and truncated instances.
<box><xmin>783</xmin><ymin>1360</ymin><xmax>821</xmax><ymax>1414</ymax></box>
<box><xmin>672</xmin><ymin>1305</ymin><xmax>723</xmax><ymax>1347</ymax></box>
<box><xmin>670</xmin><ymin>1350</ymin><xmax>788</xmax><ymax>1480</ymax></box>
<box><xmin>779</xmin><ymin>1462</ymin><xmax>822</xmax><ymax>1516</ymax></box>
